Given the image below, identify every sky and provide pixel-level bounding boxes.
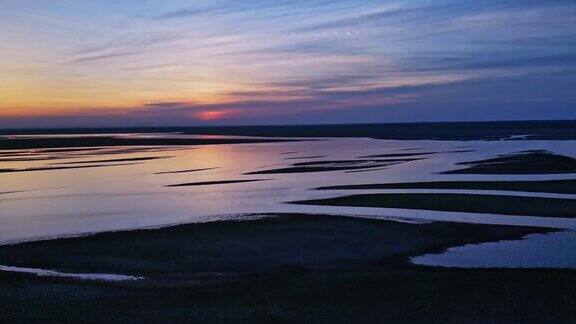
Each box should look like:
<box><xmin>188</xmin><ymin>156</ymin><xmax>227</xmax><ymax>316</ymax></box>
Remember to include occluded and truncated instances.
<box><xmin>0</xmin><ymin>0</ymin><xmax>575</xmax><ymax>128</ymax></box>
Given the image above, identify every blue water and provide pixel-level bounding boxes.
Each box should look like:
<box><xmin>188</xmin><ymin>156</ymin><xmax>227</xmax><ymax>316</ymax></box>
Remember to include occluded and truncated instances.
<box><xmin>412</xmin><ymin>230</ymin><xmax>576</xmax><ymax>269</ymax></box>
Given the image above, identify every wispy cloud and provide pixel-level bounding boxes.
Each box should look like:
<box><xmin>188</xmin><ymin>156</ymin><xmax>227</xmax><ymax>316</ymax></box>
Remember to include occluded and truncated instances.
<box><xmin>68</xmin><ymin>52</ymin><xmax>138</xmax><ymax>65</ymax></box>
<box><xmin>0</xmin><ymin>0</ymin><xmax>575</xmax><ymax>127</ymax></box>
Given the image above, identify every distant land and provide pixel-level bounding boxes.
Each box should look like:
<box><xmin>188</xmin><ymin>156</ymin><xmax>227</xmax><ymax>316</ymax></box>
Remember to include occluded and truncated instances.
<box><xmin>1</xmin><ymin>120</ymin><xmax>576</xmax><ymax>141</ymax></box>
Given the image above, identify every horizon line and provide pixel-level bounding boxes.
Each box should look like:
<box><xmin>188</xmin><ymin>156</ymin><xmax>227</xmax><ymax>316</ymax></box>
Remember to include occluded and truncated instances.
<box><xmin>1</xmin><ymin>118</ymin><xmax>575</xmax><ymax>132</ymax></box>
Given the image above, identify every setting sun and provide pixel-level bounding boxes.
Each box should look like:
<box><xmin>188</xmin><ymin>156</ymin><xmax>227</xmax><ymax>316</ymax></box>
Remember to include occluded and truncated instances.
<box><xmin>196</xmin><ymin>110</ymin><xmax>229</xmax><ymax>121</ymax></box>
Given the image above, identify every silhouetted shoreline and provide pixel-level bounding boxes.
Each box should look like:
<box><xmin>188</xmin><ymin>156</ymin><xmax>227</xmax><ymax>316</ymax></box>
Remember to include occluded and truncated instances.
<box><xmin>2</xmin><ymin>120</ymin><xmax>576</xmax><ymax>140</ymax></box>
<box><xmin>0</xmin><ymin>213</ymin><xmax>571</xmax><ymax>322</ymax></box>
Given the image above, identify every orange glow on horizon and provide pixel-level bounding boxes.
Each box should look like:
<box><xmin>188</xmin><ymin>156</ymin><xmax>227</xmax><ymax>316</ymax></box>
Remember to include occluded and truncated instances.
<box><xmin>196</xmin><ymin>110</ymin><xmax>230</xmax><ymax>121</ymax></box>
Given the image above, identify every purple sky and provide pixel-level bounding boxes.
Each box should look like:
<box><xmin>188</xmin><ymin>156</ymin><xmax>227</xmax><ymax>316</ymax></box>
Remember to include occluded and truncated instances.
<box><xmin>1</xmin><ymin>0</ymin><xmax>575</xmax><ymax>128</ymax></box>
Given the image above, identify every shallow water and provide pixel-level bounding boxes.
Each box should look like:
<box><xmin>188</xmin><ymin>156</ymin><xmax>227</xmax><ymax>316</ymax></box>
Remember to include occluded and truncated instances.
<box><xmin>1</xmin><ymin>134</ymin><xmax>576</xmax><ymax>268</ymax></box>
<box><xmin>412</xmin><ymin>230</ymin><xmax>576</xmax><ymax>268</ymax></box>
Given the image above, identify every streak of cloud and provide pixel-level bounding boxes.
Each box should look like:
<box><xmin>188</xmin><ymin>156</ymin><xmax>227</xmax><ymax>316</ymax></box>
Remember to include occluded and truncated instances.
<box><xmin>0</xmin><ymin>0</ymin><xmax>575</xmax><ymax>127</ymax></box>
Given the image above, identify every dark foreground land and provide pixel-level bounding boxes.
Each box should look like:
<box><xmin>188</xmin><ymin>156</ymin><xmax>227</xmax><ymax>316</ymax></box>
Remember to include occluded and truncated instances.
<box><xmin>0</xmin><ymin>214</ymin><xmax>547</xmax><ymax>275</ymax></box>
<box><xmin>0</xmin><ymin>214</ymin><xmax>574</xmax><ymax>323</ymax></box>
<box><xmin>2</xmin><ymin>267</ymin><xmax>575</xmax><ymax>323</ymax></box>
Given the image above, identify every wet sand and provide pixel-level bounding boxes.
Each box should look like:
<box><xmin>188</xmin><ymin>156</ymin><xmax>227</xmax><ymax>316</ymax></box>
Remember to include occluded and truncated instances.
<box><xmin>165</xmin><ymin>179</ymin><xmax>271</xmax><ymax>187</ymax></box>
<box><xmin>0</xmin><ymin>214</ymin><xmax>548</xmax><ymax>275</ymax></box>
<box><xmin>155</xmin><ymin>167</ymin><xmax>219</xmax><ymax>175</ymax></box>
<box><xmin>292</xmin><ymin>158</ymin><xmax>421</xmax><ymax>165</ymax></box>
<box><xmin>284</xmin><ymin>155</ymin><xmax>326</xmax><ymax>160</ymax></box>
<box><xmin>445</xmin><ymin>151</ymin><xmax>576</xmax><ymax>174</ymax></box>
<box><xmin>50</xmin><ymin>156</ymin><xmax>172</xmax><ymax>165</ymax></box>
<box><xmin>359</xmin><ymin>152</ymin><xmax>437</xmax><ymax>158</ymax></box>
<box><xmin>316</xmin><ymin>179</ymin><xmax>576</xmax><ymax>194</ymax></box>
<box><xmin>361</xmin><ymin>150</ymin><xmax>475</xmax><ymax>158</ymax></box>
<box><xmin>246</xmin><ymin>165</ymin><xmax>391</xmax><ymax>174</ymax></box>
<box><xmin>291</xmin><ymin>193</ymin><xmax>576</xmax><ymax>218</ymax></box>
<box><xmin>246</xmin><ymin>158</ymin><xmax>419</xmax><ymax>174</ymax></box>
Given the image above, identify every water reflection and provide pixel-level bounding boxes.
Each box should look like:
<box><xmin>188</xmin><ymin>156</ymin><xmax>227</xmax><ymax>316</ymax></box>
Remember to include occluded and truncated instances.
<box><xmin>1</xmin><ymin>134</ymin><xmax>576</xmax><ymax>246</ymax></box>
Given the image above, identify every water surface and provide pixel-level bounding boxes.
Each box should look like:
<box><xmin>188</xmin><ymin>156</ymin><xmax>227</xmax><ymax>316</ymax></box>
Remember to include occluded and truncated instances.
<box><xmin>2</xmin><ymin>133</ymin><xmax>576</xmax><ymax>268</ymax></box>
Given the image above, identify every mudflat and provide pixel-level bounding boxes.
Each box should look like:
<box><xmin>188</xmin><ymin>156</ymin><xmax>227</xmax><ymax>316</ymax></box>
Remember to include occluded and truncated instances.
<box><xmin>0</xmin><ymin>214</ymin><xmax>548</xmax><ymax>275</ymax></box>
<box><xmin>316</xmin><ymin>179</ymin><xmax>576</xmax><ymax>194</ymax></box>
<box><xmin>291</xmin><ymin>193</ymin><xmax>576</xmax><ymax>217</ymax></box>
<box><xmin>0</xmin><ymin>213</ymin><xmax>570</xmax><ymax>323</ymax></box>
<box><xmin>444</xmin><ymin>151</ymin><xmax>576</xmax><ymax>174</ymax></box>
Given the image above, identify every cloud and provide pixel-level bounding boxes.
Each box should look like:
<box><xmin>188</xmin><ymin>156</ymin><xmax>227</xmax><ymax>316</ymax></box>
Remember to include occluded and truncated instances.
<box><xmin>68</xmin><ymin>52</ymin><xmax>138</xmax><ymax>65</ymax></box>
<box><xmin>1</xmin><ymin>0</ymin><xmax>575</xmax><ymax>128</ymax></box>
<box><xmin>154</xmin><ymin>7</ymin><xmax>217</xmax><ymax>20</ymax></box>
<box><xmin>401</xmin><ymin>54</ymin><xmax>576</xmax><ymax>73</ymax></box>
<box><xmin>153</xmin><ymin>1</ymin><xmax>292</xmax><ymax>20</ymax></box>
<box><xmin>2</xmin><ymin>70</ymin><xmax>574</xmax><ymax>129</ymax></box>
<box><xmin>143</xmin><ymin>101</ymin><xmax>190</xmax><ymax>108</ymax></box>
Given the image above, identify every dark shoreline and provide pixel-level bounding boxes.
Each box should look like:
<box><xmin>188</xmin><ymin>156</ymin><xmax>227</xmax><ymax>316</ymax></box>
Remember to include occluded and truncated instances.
<box><xmin>0</xmin><ymin>213</ymin><xmax>572</xmax><ymax>322</ymax></box>
<box><xmin>0</xmin><ymin>162</ymin><xmax>141</xmax><ymax>173</ymax></box>
<box><xmin>0</xmin><ymin>137</ymin><xmax>299</xmax><ymax>150</ymax></box>
<box><xmin>291</xmin><ymin>193</ymin><xmax>576</xmax><ymax>218</ymax></box>
<box><xmin>154</xmin><ymin>167</ymin><xmax>219</xmax><ymax>175</ymax></box>
<box><xmin>1</xmin><ymin>266</ymin><xmax>575</xmax><ymax>323</ymax></box>
<box><xmin>0</xmin><ymin>213</ymin><xmax>551</xmax><ymax>275</ymax></box>
<box><xmin>246</xmin><ymin>158</ymin><xmax>420</xmax><ymax>174</ymax></box>
<box><xmin>315</xmin><ymin>179</ymin><xmax>576</xmax><ymax>194</ymax></box>
<box><xmin>49</xmin><ymin>156</ymin><xmax>172</xmax><ymax>165</ymax></box>
<box><xmin>2</xmin><ymin>119</ymin><xmax>576</xmax><ymax>140</ymax></box>
<box><xmin>165</xmin><ymin>179</ymin><xmax>271</xmax><ymax>187</ymax></box>
<box><xmin>444</xmin><ymin>151</ymin><xmax>576</xmax><ymax>174</ymax></box>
